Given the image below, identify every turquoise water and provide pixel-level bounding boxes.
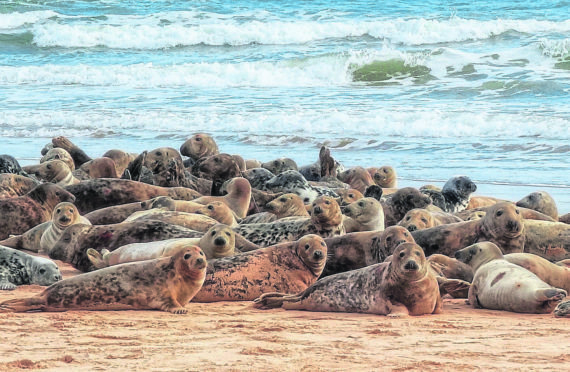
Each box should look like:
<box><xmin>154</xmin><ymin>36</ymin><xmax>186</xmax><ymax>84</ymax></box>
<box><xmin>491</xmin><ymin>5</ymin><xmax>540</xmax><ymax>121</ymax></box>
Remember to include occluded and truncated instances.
<box><xmin>0</xmin><ymin>1</ymin><xmax>569</xmax><ymax>211</ymax></box>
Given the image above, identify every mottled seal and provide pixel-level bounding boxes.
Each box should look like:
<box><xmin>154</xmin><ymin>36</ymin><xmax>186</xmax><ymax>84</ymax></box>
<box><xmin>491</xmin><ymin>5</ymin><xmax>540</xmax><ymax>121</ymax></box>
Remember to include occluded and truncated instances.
<box><xmin>0</xmin><ymin>174</ymin><xmax>39</xmax><ymax>197</ymax></box>
<box><xmin>192</xmin><ymin>234</ymin><xmax>326</xmax><ymax>302</ymax></box>
<box><xmin>398</xmin><ymin>208</ymin><xmax>462</xmax><ymax>232</ymax></box>
<box><xmin>35</xmin><ymin>160</ymin><xmax>80</xmax><ymax>186</ymax></box>
<box><xmin>554</xmin><ymin>300</ymin><xmax>570</xmax><ymax>317</ymax></box>
<box><xmin>420</xmin><ymin>175</ymin><xmax>477</xmax><ymax>213</ymax></box>
<box><xmin>40</xmin><ymin>202</ymin><xmax>91</xmax><ymax>255</ymax></box>
<box><xmin>84</xmin><ymin>201</ymin><xmax>145</xmax><ymax>225</ymax></box>
<box><xmin>124</xmin><ymin>209</ymin><xmax>218</xmax><ymax>232</ymax></box>
<box><xmin>0</xmin><ymin>246</ymin><xmax>62</xmax><ymax>290</ymax></box>
<box><xmin>254</xmin><ymin>243</ymin><xmax>442</xmax><ymax>317</ymax></box>
<box><xmin>264</xmin><ymin>170</ymin><xmax>338</xmax><ymax>204</ymax></box>
<box><xmin>192</xmin><ymin>177</ymin><xmax>251</xmax><ymax>219</ymax></box>
<box><xmin>516</xmin><ymin>191</ymin><xmax>558</xmax><ymax>221</ymax></box>
<box><xmin>242</xmin><ymin>167</ymin><xmax>275</xmax><ymax>190</ymax></box>
<box><xmin>0</xmin><ymin>247</ymin><xmax>207</xmax><ymax>314</ymax></box>
<box><xmin>367</xmin><ymin>166</ymin><xmax>398</xmax><ymax>188</ymax></box>
<box><xmin>235</xmin><ymin>196</ymin><xmax>345</xmax><ymax>247</ymax></box>
<box><xmin>87</xmin><ymin>224</ymin><xmax>238</xmax><ymax>268</ymax></box>
<box><xmin>413</xmin><ymin>202</ymin><xmax>525</xmax><ymax>256</ymax></box>
<box><xmin>0</xmin><ymin>184</ymin><xmax>75</xmax><ymax>240</ymax></box>
<box><xmin>504</xmin><ymin>253</ymin><xmax>570</xmax><ymax>293</ymax></box>
<box><xmin>65</xmin><ymin>179</ymin><xmax>201</xmax><ymax>214</ymax></box>
<box><xmin>342</xmin><ymin>197</ymin><xmax>385</xmax><ymax>233</ymax></box>
<box><xmin>455</xmin><ymin>242</ymin><xmax>566</xmax><ymax>313</ymax></box>
<box><xmin>382</xmin><ymin>187</ymin><xmax>433</xmax><ymax>227</ymax></box>
<box><xmin>0</xmin><ymin>154</ymin><xmax>28</xmax><ymax>176</ymax></box>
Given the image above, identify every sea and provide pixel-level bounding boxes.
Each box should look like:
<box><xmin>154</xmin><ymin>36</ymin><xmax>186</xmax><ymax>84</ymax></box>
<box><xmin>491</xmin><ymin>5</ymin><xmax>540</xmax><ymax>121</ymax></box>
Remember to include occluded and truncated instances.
<box><xmin>0</xmin><ymin>1</ymin><xmax>568</xmax><ymax>212</ymax></box>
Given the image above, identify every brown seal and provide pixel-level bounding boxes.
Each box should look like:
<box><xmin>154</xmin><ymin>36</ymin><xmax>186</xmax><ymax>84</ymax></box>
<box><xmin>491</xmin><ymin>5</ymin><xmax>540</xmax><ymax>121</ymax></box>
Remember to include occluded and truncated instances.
<box><xmin>427</xmin><ymin>254</ymin><xmax>473</xmax><ymax>298</ymax></box>
<box><xmin>335</xmin><ymin>188</ymin><xmax>363</xmax><ymax>206</ymax></box>
<box><xmin>180</xmin><ymin>133</ymin><xmax>219</xmax><ymax>161</ymax></box>
<box><xmin>192</xmin><ymin>177</ymin><xmax>251</xmax><ymax>218</ymax></box>
<box><xmin>73</xmin><ymin>157</ymin><xmax>119</xmax><ymax>180</ymax></box>
<box><xmin>232</xmin><ymin>154</ymin><xmax>247</xmax><ymax>171</ymax></box>
<box><xmin>382</xmin><ymin>187</ymin><xmax>433</xmax><ymax>227</ymax></box>
<box><xmin>521</xmin><ymin>220</ymin><xmax>570</xmax><ymax>261</ymax></box>
<box><xmin>51</xmin><ymin>136</ymin><xmax>92</xmax><ymax>168</ymax></box>
<box><xmin>455</xmin><ymin>242</ymin><xmax>567</xmax><ymax>313</ymax></box>
<box><xmin>367</xmin><ymin>166</ymin><xmax>397</xmax><ymax>188</ymax></box>
<box><xmin>398</xmin><ymin>208</ymin><xmax>462</xmax><ymax>232</ymax></box>
<box><xmin>254</xmin><ymin>243</ymin><xmax>442</xmax><ymax>317</ymax></box>
<box><xmin>0</xmin><ymin>183</ymin><xmax>75</xmax><ymax>240</ymax></box>
<box><xmin>192</xmin><ymin>153</ymin><xmax>241</xmax><ymax>195</ymax></box>
<box><xmin>49</xmin><ymin>220</ymin><xmax>203</xmax><ymax>272</ymax></box>
<box><xmin>342</xmin><ymin>197</ymin><xmax>385</xmax><ymax>233</ymax></box>
<box><xmin>143</xmin><ymin>197</ymin><xmax>239</xmax><ymax>227</ymax></box>
<box><xmin>87</xmin><ymin>224</ymin><xmax>238</xmax><ymax>268</ymax></box>
<box><xmin>83</xmin><ymin>201</ymin><xmax>145</xmax><ymax>225</ymax></box>
<box><xmin>40</xmin><ymin>148</ymin><xmax>75</xmax><ymax>171</ymax></box>
<box><xmin>35</xmin><ymin>160</ymin><xmax>80</xmax><ymax>186</ymax></box>
<box><xmin>337</xmin><ymin>166</ymin><xmax>375</xmax><ymax>194</ymax></box>
<box><xmin>554</xmin><ymin>300</ymin><xmax>570</xmax><ymax>317</ymax></box>
<box><xmin>516</xmin><ymin>191</ymin><xmax>559</xmax><ymax>220</ymax></box>
<box><xmin>103</xmin><ymin>149</ymin><xmax>135</xmax><ymax>176</ymax></box>
<box><xmin>455</xmin><ymin>205</ymin><xmax>555</xmax><ymax>222</ymax></box>
<box><xmin>64</xmin><ymin>178</ymin><xmax>201</xmax><ymax>214</ymax></box>
<box><xmin>124</xmin><ymin>209</ymin><xmax>219</xmax><ymax>232</ymax></box>
<box><xmin>235</xmin><ymin>196</ymin><xmax>345</xmax><ymax>247</ymax></box>
<box><xmin>240</xmin><ymin>193</ymin><xmax>309</xmax><ymax>224</ymax></box>
<box><xmin>192</xmin><ymin>234</ymin><xmax>327</xmax><ymax>302</ymax></box>
<box><xmin>504</xmin><ymin>253</ymin><xmax>570</xmax><ymax>293</ymax></box>
<box><xmin>0</xmin><ymin>247</ymin><xmax>207</xmax><ymax>314</ymax></box>
<box><xmin>413</xmin><ymin>202</ymin><xmax>525</xmax><ymax>257</ymax></box>
<box><xmin>466</xmin><ymin>196</ymin><xmax>503</xmax><ymax>209</ymax></box>
<box><xmin>0</xmin><ymin>174</ymin><xmax>39</xmax><ymax>198</ymax></box>
<box><xmin>40</xmin><ymin>202</ymin><xmax>91</xmax><ymax>255</ymax></box>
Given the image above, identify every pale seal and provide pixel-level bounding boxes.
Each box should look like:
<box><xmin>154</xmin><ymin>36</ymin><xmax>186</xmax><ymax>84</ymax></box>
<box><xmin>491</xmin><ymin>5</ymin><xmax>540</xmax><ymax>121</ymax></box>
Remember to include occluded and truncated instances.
<box><xmin>41</xmin><ymin>148</ymin><xmax>75</xmax><ymax>171</ymax></box>
<box><xmin>240</xmin><ymin>193</ymin><xmax>309</xmax><ymax>224</ymax></box>
<box><xmin>192</xmin><ymin>177</ymin><xmax>251</xmax><ymax>219</ymax></box>
<box><xmin>0</xmin><ymin>245</ymin><xmax>62</xmax><ymax>290</ymax></box>
<box><xmin>40</xmin><ymin>202</ymin><xmax>91</xmax><ymax>255</ymax></box>
<box><xmin>342</xmin><ymin>197</ymin><xmax>385</xmax><ymax>233</ymax></box>
<box><xmin>261</xmin><ymin>157</ymin><xmax>298</xmax><ymax>175</ymax></box>
<box><xmin>516</xmin><ymin>191</ymin><xmax>559</xmax><ymax>221</ymax></box>
<box><xmin>398</xmin><ymin>208</ymin><xmax>462</xmax><ymax>232</ymax></box>
<box><xmin>504</xmin><ymin>252</ymin><xmax>570</xmax><ymax>293</ymax></box>
<box><xmin>367</xmin><ymin>165</ymin><xmax>398</xmax><ymax>188</ymax></box>
<box><xmin>34</xmin><ymin>160</ymin><xmax>80</xmax><ymax>186</ymax></box>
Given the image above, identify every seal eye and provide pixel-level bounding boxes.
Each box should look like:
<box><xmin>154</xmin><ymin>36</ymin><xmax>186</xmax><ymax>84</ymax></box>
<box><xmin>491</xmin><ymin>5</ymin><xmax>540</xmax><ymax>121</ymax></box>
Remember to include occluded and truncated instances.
<box><xmin>305</xmin><ymin>244</ymin><xmax>310</xmax><ymax>250</ymax></box>
<box><xmin>211</xmin><ymin>230</ymin><xmax>216</xmax><ymax>236</ymax></box>
<box><xmin>386</xmin><ymin>236</ymin><xmax>392</xmax><ymax>242</ymax></box>
<box><xmin>421</xmin><ymin>218</ymin><xmax>428</xmax><ymax>224</ymax></box>
<box><xmin>399</xmin><ymin>251</ymin><xmax>405</xmax><ymax>258</ymax></box>
<box><xmin>358</xmin><ymin>202</ymin><xmax>364</xmax><ymax>207</ymax></box>
<box><xmin>56</xmin><ymin>209</ymin><xmax>61</xmax><ymax>214</ymax></box>
<box><xmin>404</xmin><ymin>232</ymin><xmax>409</xmax><ymax>237</ymax></box>
<box><xmin>304</xmin><ymin>198</ymin><xmax>309</xmax><ymax>203</ymax></box>
<box><xmin>470</xmin><ymin>248</ymin><xmax>476</xmax><ymax>254</ymax></box>
<box><xmin>274</xmin><ymin>160</ymin><xmax>279</xmax><ymax>166</ymax></box>
<box><xmin>321</xmin><ymin>241</ymin><xmax>325</xmax><ymax>246</ymax></box>
<box><xmin>383</xmin><ymin>168</ymin><xmax>388</xmax><ymax>173</ymax></box>
<box><xmin>496</xmin><ymin>210</ymin><xmax>503</xmax><ymax>217</ymax></box>
<box><xmin>55</xmin><ymin>191</ymin><xmax>60</xmax><ymax>196</ymax></box>
<box><xmin>415</xmin><ymin>251</ymin><xmax>421</xmax><ymax>256</ymax></box>
<box><xmin>214</xmin><ymin>157</ymin><xmax>220</xmax><ymax>163</ymax></box>
<box><xmin>183</xmin><ymin>253</ymin><xmax>191</xmax><ymax>260</ymax></box>
<box><xmin>279</xmin><ymin>197</ymin><xmax>287</xmax><ymax>202</ymax></box>
<box><xmin>195</xmin><ymin>137</ymin><xmax>202</xmax><ymax>142</ymax></box>
<box><xmin>39</xmin><ymin>268</ymin><xmax>46</xmax><ymax>275</ymax></box>
<box><xmin>47</xmin><ymin>164</ymin><xmax>52</xmax><ymax>170</ymax></box>
<box><xmin>325</xmin><ymin>200</ymin><xmax>331</xmax><ymax>205</ymax></box>
<box><xmin>406</xmin><ymin>216</ymin><xmax>411</xmax><ymax>221</ymax></box>
<box><xmin>515</xmin><ymin>209</ymin><xmax>520</xmax><ymax>215</ymax></box>
<box><xmin>156</xmin><ymin>151</ymin><xmax>162</xmax><ymax>156</ymax></box>
<box><xmin>348</xmin><ymin>194</ymin><xmax>354</xmax><ymax>198</ymax></box>
<box><xmin>207</xmin><ymin>205</ymin><xmax>214</xmax><ymax>210</ymax></box>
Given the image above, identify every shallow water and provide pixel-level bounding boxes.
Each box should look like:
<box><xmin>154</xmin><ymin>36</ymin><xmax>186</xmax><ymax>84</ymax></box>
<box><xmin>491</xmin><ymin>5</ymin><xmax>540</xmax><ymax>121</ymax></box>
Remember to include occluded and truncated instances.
<box><xmin>1</xmin><ymin>1</ymin><xmax>568</xmax><ymax>211</ymax></box>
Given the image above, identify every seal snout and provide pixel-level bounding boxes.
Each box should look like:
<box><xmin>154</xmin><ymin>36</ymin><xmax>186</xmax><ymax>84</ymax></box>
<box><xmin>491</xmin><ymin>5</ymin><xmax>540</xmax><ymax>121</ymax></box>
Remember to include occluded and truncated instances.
<box><xmin>313</xmin><ymin>250</ymin><xmax>323</xmax><ymax>260</ymax></box>
<box><xmin>214</xmin><ymin>237</ymin><xmax>227</xmax><ymax>246</ymax></box>
<box><xmin>506</xmin><ymin>220</ymin><xmax>520</xmax><ymax>233</ymax></box>
<box><xmin>404</xmin><ymin>260</ymin><xmax>419</xmax><ymax>271</ymax></box>
<box><xmin>313</xmin><ymin>206</ymin><xmax>323</xmax><ymax>215</ymax></box>
<box><xmin>59</xmin><ymin>215</ymin><xmax>71</xmax><ymax>224</ymax></box>
<box><xmin>54</xmin><ymin>274</ymin><xmax>62</xmax><ymax>282</ymax></box>
<box><xmin>407</xmin><ymin>224</ymin><xmax>417</xmax><ymax>232</ymax></box>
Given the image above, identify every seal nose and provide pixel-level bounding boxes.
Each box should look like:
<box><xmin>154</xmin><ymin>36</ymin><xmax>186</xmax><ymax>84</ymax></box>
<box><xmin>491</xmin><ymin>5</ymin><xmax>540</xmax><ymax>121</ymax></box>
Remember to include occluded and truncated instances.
<box><xmin>60</xmin><ymin>216</ymin><xmax>71</xmax><ymax>223</ymax></box>
<box><xmin>454</xmin><ymin>251</ymin><xmax>462</xmax><ymax>259</ymax></box>
<box><xmin>196</xmin><ymin>258</ymin><xmax>204</xmax><ymax>265</ymax></box>
<box><xmin>214</xmin><ymin>237</ymin><xmax>226</xmax><ymax>246</ymax></box>
<box><xmin>395</xmin><ymin>239</ymin><xmax>407</xmax><ymax>247</ymax></box>
<box><xmin>54</xmin><ymin>274</ymin><xmax>62</xmax><ymax>281</ymax></box>
<box><xmin>407</xmin><ymin>224</ymin><xmax>417</xmax><ymax>232</ymax></box>
<box><xmin>506</xmin><ymin>220</ymin><xmax>519</xmax><ymax>232</ymax></box>
<box><xmin>313</xmin><ymin>250</ymin><xmax>323</xmax><ymax>260</ymax></box>
<box><xmin>313</xmin><ymin>206</ymin><xmax>322</xmax><ymax>215</ymax></box>
<box><xmin>404</xmin><ymin>260</ymin><xmax>419</xmax><ymax>271</ymax></box>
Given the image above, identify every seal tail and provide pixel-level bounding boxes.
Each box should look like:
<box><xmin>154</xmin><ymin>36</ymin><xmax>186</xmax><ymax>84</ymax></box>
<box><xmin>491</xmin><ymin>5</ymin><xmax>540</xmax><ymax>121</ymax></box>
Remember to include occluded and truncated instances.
<box><xmin>0</xmin><ymin>296</ymin><xmax>46</xmax><ymax>313</ymax></box>
<box><xmin>0</xmin><ymin>234</ymin><xmax>23</xmax><ymax>249</ymax></box>
<box><xmin>253</xmin><ymin>292</ymin><xmax>303</xmax><ymax>310</ymax></box>
<box><xmin>438</xmin><ymin>278</ymin><xmax>471</xmax><ymax>299</ymax></box>
<box><xmin>86</xmin><ymin>248</ymin><xmax>110</xmax><ymax>269</ymax></box>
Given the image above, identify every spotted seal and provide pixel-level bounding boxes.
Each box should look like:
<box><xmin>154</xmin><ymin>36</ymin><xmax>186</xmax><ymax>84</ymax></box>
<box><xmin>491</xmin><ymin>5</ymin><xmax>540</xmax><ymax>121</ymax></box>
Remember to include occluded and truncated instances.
<box><xmin>0</xmin><ymin>245</ymin><xmax>62</xmax><ymax>290</ymax></box>
<box><xmin>420</xmin><ymin>175</ymin><xmax>477</xmax><ymax>213</ymax></box>
<box><xmin>124</xmin><ymin>209</ymin><xmax>219</xmax><ymax>232</ymax></box>
<box><xmin>264</xmin><ymin>170</ymin><xmax>338</xmax><ymax>204</ymax></box>
<box><xmin>0</xmin><ymin>174</ymin><xmax>39</xmax><ymax>198</ymax></box>
<box><xmin>254</xmin><ymin>243</ymin><xmax>442</xmax><ymax>317</ymax></box>
<box><xmin>261</xmin><ymin>157</ymin><xmax>298</xmax><ymax>175</ymax></box>
<box><xmin>382</xmin><ymin>187</ymin><xmax>433</xmax><ymax>227</ymax></box>
<box><xmin>0</xmin><ymin>247</ymin><xmax>207</xmax><ymax>314</ymax></box>
<box><xmin>455</xmin><ymin>242</ymin><xmax>566</xmax><ymax>313</ymax></box>
<box><xmin>192</xmin><ymin>234</ymin><xmax>326</xmax><ymax>302</ymax></box>
<box><xmin>0</xmin><ymin>154</ymin><xmax>28</xmax><ymax>176</ymax></box>
<box><xmin>522</xmin><ymin>220</ymin><xmax>570</xmax><ymax>261</ymax></box>
<box><xmin>242</xmin><ymin>167</ymin><xmax>275</xmax><ymax>190</ymax></box>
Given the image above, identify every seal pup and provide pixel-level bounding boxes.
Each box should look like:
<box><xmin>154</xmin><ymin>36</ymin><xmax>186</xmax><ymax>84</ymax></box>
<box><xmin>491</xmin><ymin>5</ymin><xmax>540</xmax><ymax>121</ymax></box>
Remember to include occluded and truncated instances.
<box><xmin>254</xmin><ymin>243</ymin><xmax>442</xmax><ymax>317</ymax></box>
<box><xmin>35</xmin><ymin>160</ymin><xmax>80</xmax><ymax>186</ymax></box>
<box><xmin>0</xmin><ymin>184</ymin><xmax>75</xmax><ymax>240</ymax></box>
<box><xmin>342</xmin><ymin>197</ymin><xmax>385</xmax><ymax>233</ymax></box>
<box><xmin>455</xmin><ymin>242</ymin><xmax>567</xmax><ymax>313</ymax></box>
<box><xmin>504</xmin><ymin>253</ymin><xmax>570</xmax><ymax>293</ymax></box>
<box><xmin>192</xmin><ymin>177</ymin><xmax>251</xmax><ymax>219</ymax></box>
<box><xmin>192</xmin><ymin>234</ymin><xmax>327</xmax><ymax>302</ymax></box>
<box><xmin>40</xmin><ymin>202</ymin><xmax>91</xmax><ymax>255</ymax></box>
<box><xmin>420</xmin><ymin>175</ymin><xmax>477</xmax><ymax>213</ymax></box>
<box><xmin>234</xmin><ymin>196</ymin><xmax>345</xmax><ymax>247</ymax></box>
<box><xmin>367</xmin><ymin>166</ymin><xmax>398</xmax><ymax>188</ymax></box>
<box><xmin>0</xmin><ymin>247</ymin><xmax>207</xmax><ymax>314</ymax></box>
<box><xmin>0</xmin><ymin>246</ymin><xmax>62</xmax><ymax>290</ymax></box>
<box><xmin>516</xmin><ymin>191</ymin><xmax>558</xmax><ymax>221</ymax></box>
<box><xmin>382</xmin><ymin>187</ymin><xmax>433</xmax><ymax>227</ymax></box>
<box><xmin>398</xmin><ymin>208</ymin><xmax>462</xmax><ymax>232</ymax></box>
<box><xmin>87</xmin><ymin>224</ymin><xmax>238</xmax><ymax>268</ymax></box>
<box><xmin>240</xmin><ymin>193</ymin><xmax>309</xmax><ymax>224</ymax></box>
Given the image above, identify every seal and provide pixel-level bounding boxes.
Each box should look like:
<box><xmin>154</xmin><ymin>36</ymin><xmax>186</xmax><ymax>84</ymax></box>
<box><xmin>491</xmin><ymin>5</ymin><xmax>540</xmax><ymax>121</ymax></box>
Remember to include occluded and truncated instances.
<box><xmin>413</xmin><ymin>202</ymin><xmax>526</xmax><ymax>257</ymax></box>
<box><xmin>261</xmin><ymin>157</ymin><xmax>298</xmax><ymax>175</ymax></box>
<box><xmin>254</xmin><ymin>243</ymin><xmax>442</xmax><ymax>317</ymax></box>
<box><xmin>64</xmin><ymin>178</ymin><xmax>201</xmax><ymax>214</ymax></box>
<box><xmin>342</xmin><ymin>197</ymin><xmax>385</xmax><ymax>233</ymax></box>
<box><xmin>0</xmin><ymin>183</ymin><xmax>75</xmax><ymax>240</ymax></box>
<box><xmin>40</xmin><ymin>202</ymin><xmax>91</xmax><ymax>255</ymax></box>
<box><xmin>192</xmin><ymin>153</ymin><xmax>241</xmax><ymax>195</ymax></box>
<box><xmin>180</xmin><ymin>133</ymin><xmax>219</xmax><ymax>162</ymax></box>
<box><xmin>87</xmin><ymin>223</ymin><xmax>238</xmax><ymax>268</ymax></box>
<box><xmin>0</xmin><ymin>154</ymin><xmax>28</xmax><ymax>176</ymax></box>
<box><xmin>420</xmin><ymin>175</ymin><xmax>477</xmax><ymax>213</ymax></box>
<box><xmin>40</xmin><ymin>148</ymin><xmax>75</xmax><ymax>171</ymax></box>
<box><xmin>34</xmin><ymin>160</ymin><xmax>80</xmax><ymax>186</ymax></box>
<box><xmin>73</xmin><ymin>157</ymin><xmax>119</xmax><ymax>180</ymax></box>
<box><xmin>124</xmin><ymin>209</ymin><xmax>219</xmax><ymax>232</ymax></box>
<box><xmin>335</xmin><ymin>188</ymin><xmax>363</xmax><ymax>206</ymax></box>
<box><xmin>245</xmin><ymin>159</ymin><xmax>262</xmax><ymax>170</ymax></box>
<box><xmin>466</xmin><ymin>196</ymin><xmax>503</xmax><ymax>209</ymax></box>
<box><xmin>49</xmin><ymin>220</ymin><xmax>203</xmax><ymax>272</ymax></box>
<box><xmin>234</xmin><ymin>196</ymin><xmax>345</xmax><ymax>247</ymax></box>
<box><xmin>0</xmin><ymin>222</ymin><xmax>51</xmax><ymax>252</ymax></box>
<box><xmin>0</xmin><ymin>247</ymin><xmax>207</xmax><ymax>314</ymax></box>
<box><xmin>51</xmin><ymin>136</ymin><xmax>92</xmax><ymax>168</ymax></box>
<box><xmin>455</xmin><ymin>242</ymin><xmax>567</xmax><ymax>313</ymax></box>
<box><xmin>560</xmin><ymin>213</ymin><xmax>570</xmax><ymax>224</ymax></box>
<box><xmin>455</xmin><ymin>205</ymin><xmax>555</xmax><ymax>222</ymax></box>
<box><xmin>193</xmin><ymin>201</ymin><xmax>240</xmax><ymax>227</ymax></box>
<box><xmin>367</xmin><ymin>166</ymin><xmax>398</xmax><ymax>188</ymax></box>
<box><xmin>504</xmin><ymin>252</ymin><xmax>570</xmax><ymax>293</ymax></box>
<box><xmin>516</xmin><ymin>191</ymin><xmax>559</xmax><ymax>221</ymax></box>
<box><xmin>554</xmin><ymin>300</ymin><xmax>570</xmax><ymax>317</ymax></box>
<box><xmin>232</xmin><ymin>154</ymin><xmax>247</xmax><ymax>171</ymax></box>
<box><xmin>264</xmin><ymin>170</ymin><xmax>338</xmax><ymax>204</ymax></box>
<box><xmin>242</xmin><ymin>167</ymin><xmax>275</xmax><ymax>190</ymax></box>
<box><xmin>382</xmin><ymin>187</ymin><xmax>433</xmax><ymax>227</ymax></box>
<box><xmin>0</xmin><ymin>174</ymin><xmax>39</xmax><ymax>197</ymax></box>
<box><xmin>240</xmin><ymin>193</ymin><xmax>310</xmax><ymax>224</ymax></box>
<box><xmin>427</xmin><ymin>254</ymin><xmax>473</xmax><ymax>298</ymax></box>
<box><xmin>142</xmin><ymin>197</ymin><xmax>239</xmax><ymax>227</ymax></box>
<box><xmin>83</xmin><ymin>201</ymin><xmax>145</xmax><ymax>225</ymax></box>
<box><xmin>102</xmin><ymin>149</ymin><xmax>135</xmax><ymax>177</ymax></box>
<box><xmin>337</xmin><ymin>166</ymin><xmax>375</xmax><ymax>194</ymax></box>
<box><xmin>192</xmin><ymin>177</ymin><xmax>251</xmax><ymax>219</ymax></box>
<box><xmin>521</xmin><ymin>220</ymin><xmax>570</xmax><ymax>261</ymax></box>
<box><xmin>192</xmin><ymin>234</ymin><xmax>327</xmax><ymax>302</ymax></box>
<box><xmin>0</xmin><ymin>245</ymin><xmax>62</xmax><ymax>290</ymax></box>
<box><xmin>398</xmin><ymin>208</ymin><xmax>462</xmax><ymax>232</ymax></box>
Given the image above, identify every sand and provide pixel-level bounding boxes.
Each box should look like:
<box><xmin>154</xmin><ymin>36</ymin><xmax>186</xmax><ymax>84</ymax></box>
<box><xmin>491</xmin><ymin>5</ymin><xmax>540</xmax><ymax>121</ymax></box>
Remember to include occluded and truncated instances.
<box><xmin>0</xmin><ymin>260</ymin><xmax>568</xmax><ymax>372</ymax></box>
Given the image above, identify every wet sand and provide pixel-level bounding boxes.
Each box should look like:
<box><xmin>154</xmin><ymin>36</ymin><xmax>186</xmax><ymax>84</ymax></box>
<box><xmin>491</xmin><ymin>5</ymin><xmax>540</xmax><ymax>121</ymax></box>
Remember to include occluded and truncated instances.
<box><xmin>1</xmin><ymin>259</ymin><xmax>568</xmax><ymax>371</ymax></box>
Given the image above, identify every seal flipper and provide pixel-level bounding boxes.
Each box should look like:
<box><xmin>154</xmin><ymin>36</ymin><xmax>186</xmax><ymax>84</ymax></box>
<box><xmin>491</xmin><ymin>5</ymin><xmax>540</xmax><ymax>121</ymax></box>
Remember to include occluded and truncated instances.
<box><xmin>0</xmin><ymin>235</ymin><xmax>23</xmax><ymax>249</ymax></box>
<box><xmin>0</xmin><ymin>296</ymin><xmax>47</xmax><ymax>312</ymax></box>
<box><xmin>253</xmin><ymin>292</ymin><xmax>302</xmax><ymax>310</ymax></box>
<box><xmin>0</xmin><ymin>277</ymin><xmax>17</xmax><ymax>291</ymax></box>
<box><xmin>554</xmin><ymin>300</ymin><xmax>570</xmax><ymax>317</ymax></box>
<box><xmin>438</xmin><ymin>278</ymin><xmax>471</xmax><ymax>299</ymax></box>
<box><xmin>86</xmin><ymin>248</ymin><xmax>110</xmax><ymax>269</ymax></box>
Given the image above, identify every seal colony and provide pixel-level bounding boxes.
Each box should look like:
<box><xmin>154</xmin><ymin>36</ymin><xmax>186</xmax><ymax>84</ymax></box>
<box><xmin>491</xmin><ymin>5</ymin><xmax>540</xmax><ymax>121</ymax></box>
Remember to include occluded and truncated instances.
<box><xmin>0</xmin><ymin>135</ymin><xmax>568</xmax><ymax>319</ymax></box>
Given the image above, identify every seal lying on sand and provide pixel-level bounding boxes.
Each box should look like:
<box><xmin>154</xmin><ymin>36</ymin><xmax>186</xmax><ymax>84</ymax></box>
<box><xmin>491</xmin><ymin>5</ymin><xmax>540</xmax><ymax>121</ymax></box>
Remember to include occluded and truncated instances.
<box><xmin>0</xmin><ymin>247</ymin><xmax>207</xmax><ymax>314</ymax></box>
<box><xmin>0</xmin><ymin>246</ymin><xmax>62</xmax><ymax>290</ymax></box>
<box><xmin>455</xmin><ymin>242</ymin><xmax>567</xmax><ymax>313</ymax></box>
<box><xmin>254</xmin><ymin>243</ymin><xmax>442</xmax><ymax>317</ymax></box>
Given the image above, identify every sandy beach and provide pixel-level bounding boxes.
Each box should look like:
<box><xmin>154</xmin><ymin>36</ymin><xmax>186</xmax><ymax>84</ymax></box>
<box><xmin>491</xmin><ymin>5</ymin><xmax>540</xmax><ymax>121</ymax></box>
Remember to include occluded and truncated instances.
<box><xmin>1</xmin><ymin>259</ymin><xmax>568</xmax><ymax>372</ymax></box>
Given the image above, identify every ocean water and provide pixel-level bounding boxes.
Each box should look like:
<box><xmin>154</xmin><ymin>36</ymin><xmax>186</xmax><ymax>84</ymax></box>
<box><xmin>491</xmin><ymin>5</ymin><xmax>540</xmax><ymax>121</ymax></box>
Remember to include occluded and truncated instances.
<box><xmin>0</xmin><ymin>1</ymin><xmax>568</xmax><ymax>212</ymax></box>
